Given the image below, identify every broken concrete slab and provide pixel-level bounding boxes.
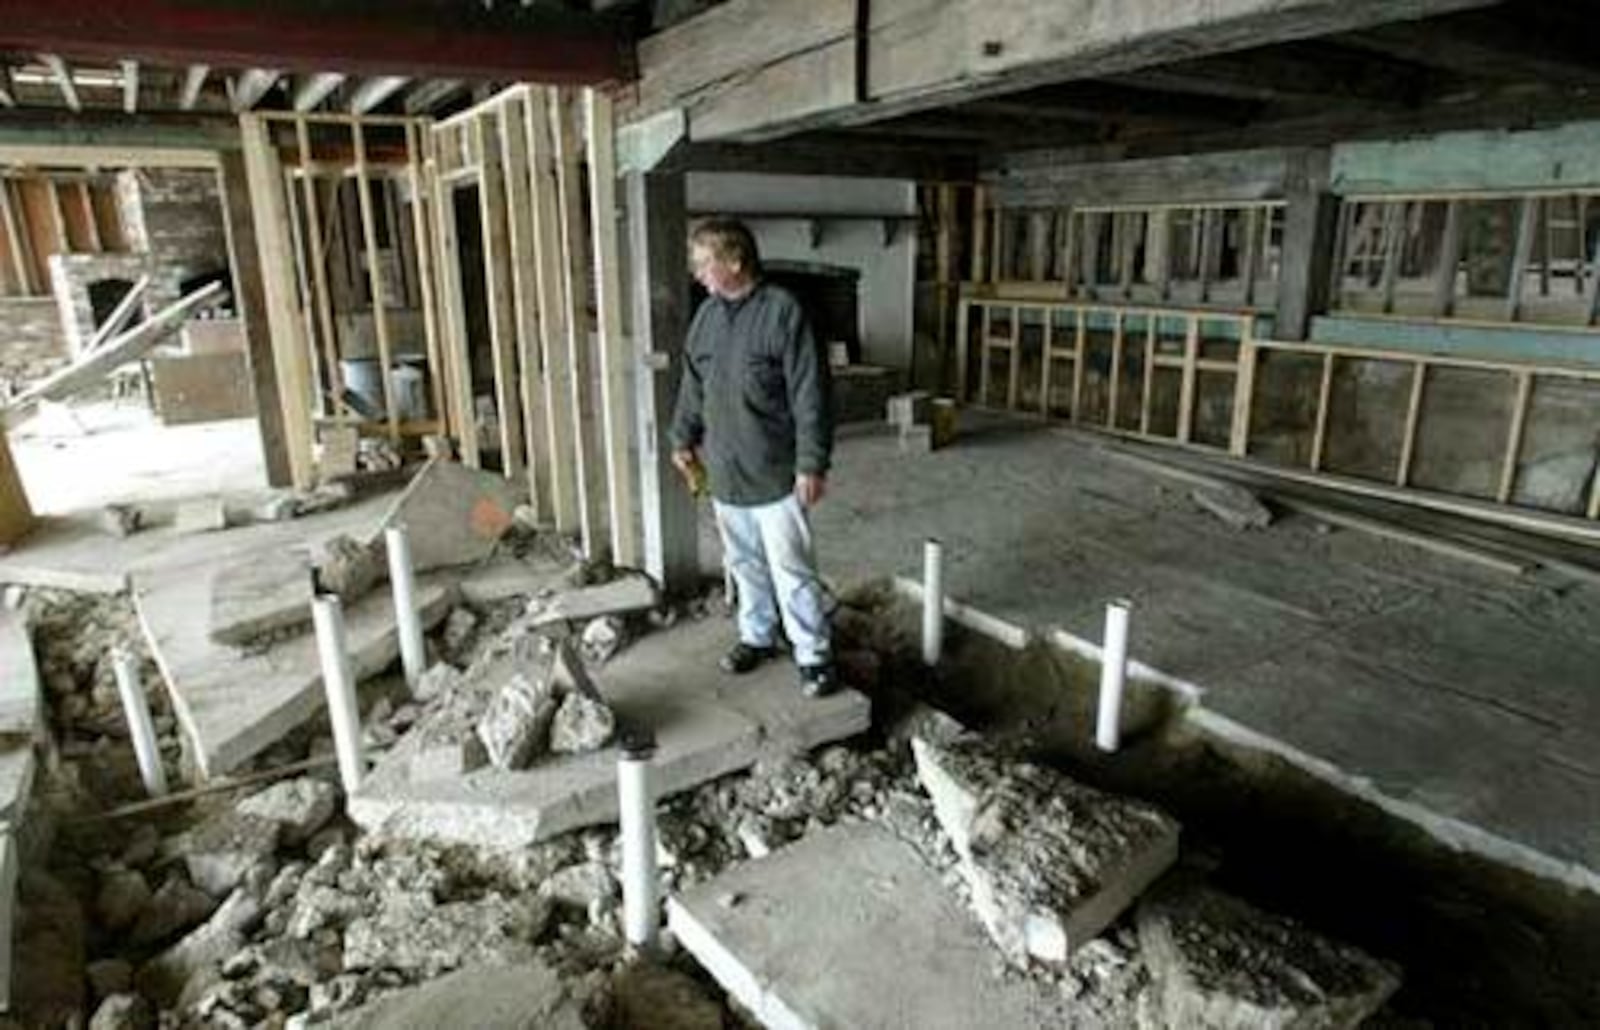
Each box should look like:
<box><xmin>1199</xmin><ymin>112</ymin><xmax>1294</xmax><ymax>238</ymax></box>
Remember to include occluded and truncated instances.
<box><xmin>0</xmin><ymin>609</ymin><xmax>42</xmax><ymax>737</ymax></box>
<box><xmin>317</xmin><ymin>534</ymin><xmax>387</xmax><ymax>603</ymax></box>
<box><xmin>350</xmin><ymin>617</ymin><xmax>870</xmax><ymax>849</ymax></box>
<box><xmin>207</xmin><ymin>550</ymin><xmax>314</xmax><ymax>646</ymax></box>
<box><xmin>0</xmin><ymin>742</ymin><xmax>37</xmax><ymax>830</ymax></box>
<box><xmin>912</xmin><ymin>736</ymin><xmax>1180</xmax><ymax>966</ymax></box>
<box><xmin>136</xmin><ymin>561</ymin><xmax>455</xmax><ymax>778</ymax></box>
<box><xmin>1138</xmin><ymin>882</ymin><xmax>1401</xmax><ymax>1029</ymax></box>
<box><xmin>172</xmin><ymin>497</ymin><xmax>228</xmax><ymax>535</ymax></box>
<box><xmin>375</xmin><ymin>457</ymin><xmax>518</xmax><ymax>573</ymax></box>
<box><xmin>1191</xmin><ymin>484</ymin><xmax>1273</xmax><ymax>531</ymax></box>
<box><xmin>524</xmin><ymin>573</ymin><xmax>658</xmax><ymax>629</ymax></box>
<box><xmin>548</xmin><ymin>692</ymin><xmax>615</xmax><ymax>755</ymax></box>
<box><xmin>669</xmin><ymin>823</ymin><xmax>1075</xmax><ymax>1029</ymax></box>
<box><xmin>457</xmin><ymin>555</ymin><xmax>569</xmax><ymax>606</ymax></box>
<box><xmin>327</xmin><ymin>961</ymin><xmax>585</xmax><ymax>1030</ymax></box>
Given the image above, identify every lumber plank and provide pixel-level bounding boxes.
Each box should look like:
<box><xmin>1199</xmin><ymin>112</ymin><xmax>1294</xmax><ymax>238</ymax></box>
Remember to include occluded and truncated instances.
<box><xmin>499</xmin><ymin>91</ymin><xmax>551</xmax><ymax>520</ymax></box>
<box><xmin>82</xmin><ymin>276</ymin><xmax>149</xmax><ymax>354</ymax></box>
<box><xmin>350</xmin><ymin>120</ymin><xmax>399</xmax><ymax>442</ymax></box>
<box><xmin>474</xmin><ymin>111</ymin><xmax>526</xmax><ymax>481</ymax></box>
<box><xmin>1498</xmin><ymin>370</ymin><xmax>1530</xmax><ymax>504</ymax></box>
<box><xmin>406</xmin><ymin>122</ymin><xmax>447</xmax><ymax>435</ymax></box>
<box><xmin>298</xmin><ymin>121</ymin><xmax>345</xmax><ymax>415</ymax></box>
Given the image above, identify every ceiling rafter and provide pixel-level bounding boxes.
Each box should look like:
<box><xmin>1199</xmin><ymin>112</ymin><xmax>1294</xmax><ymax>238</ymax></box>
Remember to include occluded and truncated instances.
<box><xmin>349</xmin><ymin>75</ymin><xmax>409</xmax><ymax>115</ymax></box>
<box><xmin>293</xmin><ymin>72</ymin><xmax>345</xmax><ymax>112</ymax></box>
<box><xmin>179</xmin><ymin>63</ymin><xmax>208</xmax><ymax>110</ymax></box>
<box><xmin>231</xmin><ymin>68</ymin><xmax>281</xmax><ymax>112</ymax></box>
<box><xmin>38</xmin><ymin>53</ymin><xmax>80</xmax><ymax>111</ymax></box>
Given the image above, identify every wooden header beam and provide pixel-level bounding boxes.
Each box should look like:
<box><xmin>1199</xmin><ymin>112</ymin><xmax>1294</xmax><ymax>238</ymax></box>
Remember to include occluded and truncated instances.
<box><xmin>0</xmin><ymin>1</ymin><xmax>629</xmax><ymax>84</ymax></box>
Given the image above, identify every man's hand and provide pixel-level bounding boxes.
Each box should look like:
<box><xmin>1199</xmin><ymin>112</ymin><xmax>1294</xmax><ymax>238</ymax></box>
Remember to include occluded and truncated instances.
<box><xmin>671</xmin><ymin>448</ymin><xmax>699</xmax><ymax>476</ymax></box>
<box><xmin>795</xmin><ymin>472</ymin><xmax>827</xmax><ymax>508</ymax></box>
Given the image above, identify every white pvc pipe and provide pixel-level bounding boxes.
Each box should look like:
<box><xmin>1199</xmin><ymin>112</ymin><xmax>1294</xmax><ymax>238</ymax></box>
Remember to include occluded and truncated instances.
<box><xmin>1096</xmin><ymin>599</ymin><xmax>1133</xmax><ymax>753</ymax></box>
<box><xmin>111</xmin><ymin>648</ymin><xmax>168</xmax><ymax>797</ymax></box>
<box><xmin>384</xmin><ymin>525</ymin><xmax>426</xmax><ymax>691</ymax></box>
<box><xmin>617</xmin><ymin>733</ymin><xmax>659</xmax><ymax>950</ymax></box>
<box><xmin>311</xmin><ymin>595</ymin><xmax>365</xmax><ymax>792</ymax></box>
<box><xmin>922</xmin><ymin>538</ymin><xmax>945</xmax><ymax>667</ymax></box>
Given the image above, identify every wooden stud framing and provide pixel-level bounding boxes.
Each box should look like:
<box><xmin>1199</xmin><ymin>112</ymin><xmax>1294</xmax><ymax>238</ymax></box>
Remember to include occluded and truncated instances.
<box><xmin>1006</xmin><ymin>305</ymin><xmax>1022</xmax><ymax>410</ymax></box>
<box><xmin>1506</xmin><ymin>196</ymin><xmax>1539</xmax><ymax>323</ymax></box>
<box><xmin>429</xmin><ymin>126</ymin><xmax>480</xmax><ymax>467</ymax></box>
<box><xmin>1241</xmin><ymin>208</ymin><xmax>1260</xmax><ymax>307</ymax></box>
<box><xmin>1229</xmin><ymin>331</ymin><xmax>1257</xmax><ymax>457</ymax></box>
<box><xmin>1070</xmin><ymin>307</ymin><xmax>1086</xmax><ymax>421</ymax></box>
<box><xmin>1038</xmin><ymin>311</ymin><xmax>1055</xmax><ymax>416</ymax></box>
<box><xmin>1310</xmin><ymin>351</ymin><xmax>1335</xmax><ymax>473</ymax></box>
<box><xmin>1107</xmin><ymin>310</ymin><xmax>1125</xmax><ymax>429</ymax></box>
<box><xmin>240</xmin><ymin>114</ymin><xmax>316</xmax><ymax>487</ymax></box>
<box><xmin>1140</xmin><ymin>318</ymin><xmax>1155</xmax><ymax>436</ymax></box>
<box><xmin>1432</xmin><ymin>199</ymin><xmax>1463</xmax><ymax>318</ymax></box>
<box><xmin>1177</xmin><ymin>318</ymin><xmax>1199</xmax><ymax>443</ymax></box>
<box><xmin>1378</xmin><ymin>201</ymin><xmax>1404</xmax><ymax>314</ymax></box>
<box><xmin>350</xmin><ymin>120</ymin><xmax>400</xmax><ymax>442</ymax></box>
<box><xmin>970</xmin><ymin>185</ymin><xmax>988</xmax><ymax>284</ymax></box>
<box><xmin>525</xmin><ymin>85</ymin><xmax>580</xmax><ymax>532</ymax></box>
<box><xmin>295</xmin><ymin>120</ymin><xmax>345</xmax><ymax>417</ymax></box>
<box><xmin>498</xmin><ymin>93</ymin><xmax>550</xmax><ymax>519</ymax></box>
<box><xmin>585</xmin><ymin>88</ymin><xmax>639</xmax><ymax>567</ymax></box>
<box><xmin>976</xmin><ymin>304</ymin><xmax>993</xmax><ymax>405</ymax></box>
<box><xmin>552</xmin><ymin>87</ymin><xmax>606</xmax><ymax>555</ymax></box>
<box><xmin>955</xmin><ymin>296</ymin><xmax>971</xmax><ymax>403</ymax></box>
<box><xmin>0</xmin><ymin>181</ymin><xmax>34</xmax><ymax>294</ymax></box>
<box><xmin>473</xmin><ymin>112</ymin><xmax>526</xmax><ymax>480</ymax></box>
<box><xmin>1396</xmin><ymin>361</ymin><xmax>1426</xmax><ymax>487</ymax></box>
<box><xmin>1498</xmin><ymin>370</ymin><xmax>1531</xmax><ymax>504</ymax></box>
<box><xmin>282</xmin><ymin>167</ymin><xmax>321</xmax><ymax>407</ymax></box>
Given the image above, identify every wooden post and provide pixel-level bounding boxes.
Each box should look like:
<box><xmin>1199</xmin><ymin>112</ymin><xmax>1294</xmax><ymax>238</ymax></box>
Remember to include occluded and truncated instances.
<box><xmin>1506</xmin><ymin>196</ymin><xmax>1539</xmax><ymax>323</ymax></box>
<box><xmin>585</xmin><ymin>88</ymin><xmax>639</xmax><ymax>568</ymax></box>
<box><xmin>1006</xmin><ymin>305</ymin><xmax>1021</xmax><ymax>410</ymax></box>
<box><xmin>474</xmin><ymin>111</ymin><xmax>526</xmax><ymax>480</ymax></box>
<box><xmin>1396</xmin><ymin>361</ymin><xmax>1426</xmax><ymax>486</ymax></box>
<box><xmin>970</xmin><ymin>184</ymin><xmax>988</xmax><ymax>283</ymax></box>
<box><xmin>552</xmin><ymin>88</ymin><xmax>605</xmax><ymax>553</ymax></box>
<box><xmin>351</xmin><ymin>120</ymin><xmax>399</xmax><ymax>442</ymax></box>
<box><xmin>238</xmin><ymin>117</ymin><xmax>314</xmax><ymax>487</ymax></box>
<box><xmin>935</xmin><ymin>183</ymin><xmax>956</xmax><ymax>393</ymax></box>
<box><xmin>499</xmin><ymin>91</ymin><xmax>551</xmax><ymax>520</ymax></box>
<box><xmin>1310</xmin><ymin>351</ymin><xmax>1334</xmax><ymax>471</ymax></box>
<box><xmin>1499</xmin><ymin>371</ymin><xmax>1530</xmax><ymax>504</ymax></box>
<box><xmin>1140</xmin><ymin>317</ymin><xmax>1155</xmax><ymax>436</ymax></box>
<box><xmin>428</xmin><ymin>130</ymin><xmax>481</xmax><ymax>466</ymax></box>
<box><xmin>1229</xmin><ymin>325</ymin><xmax>1257</xmax><ymax>457</ymax></box>
<box><xmin>1276</xmin><ymin>149</ymin><xmax>1337</xmax><ymax>341</ymax></box>
<box><xmin>1070</xmin><ymin>307</ymin><xmax>1085</xmax><ymax>422</ymax></box>
<box><xmin>1177</xmin><ymin>317</ymin><xmax>1198</xmax><ymax>443</ymax></box>
<box><xmin>296</xmin><ymin>120</ymin><xmax>344</xmax><ymax>416</ymax></box>
<box><xmin>955</xmin><ymin>295</ymin><xmax>971</xmax><ymax>404</ymax></box>
<box><xmin>527</xmin><ymin>86</ymin><xmax>580</xmax><ymax>532</ymax></box>
<box><xmin>406</xmin><ymin>121</ymin><xmax>447</xmax><ymax>441</ymax></box>
<box><xmin>1108</xmin><ymin>310</ymin><xmax>1124</xmax><ymax>429</ymax></box>
<box><xmin>626</xmin><ymin>168</ymin><xmax>699</xmax><ymax>590</ymax></box>
<box><xmin>1432</xmin><ymin>199</ymin><xmax>1463</xmax><ymax>318</ymax></box>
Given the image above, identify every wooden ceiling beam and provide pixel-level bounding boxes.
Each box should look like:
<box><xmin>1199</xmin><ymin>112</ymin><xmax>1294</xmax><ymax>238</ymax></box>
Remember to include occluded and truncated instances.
<box><xmin>0</xmin><ymin>69</ymin><xmax>14</xmax><ymax>109</ymax></box>
<box><xmin>403</xmin><ymin>78</ymin><xmax>465</xmax><ymax>115</ymax></box>
<box><xmin>348</xmin><ymin>75</ymin><xmax>409</xmax><ymax>115</ymax></box>
<box><xmin>231</xmin><ymin>68</ymin><xmax>281</xmax><ymax>112</ymax></box>
<box><xmin>179</xmin><ymin>64</ymin><xmax>208</xmax><ymax>111</ymax></box>
<box><xmin>121</xmin><ymin>59</ymin><xmax>139</xmax><ymax>113</ymax></box>
<box><xmin>0</xmin><ymin>1</ymin><xmax>627</xmax><ymax>84</ymax></box>
<box><xmin>39</xmin><ymin>53</ymin><xmax>80</xmax><ymax>112</ymax></box>
<box><xmin>292</xmin><ymin>72</ymin><xmax>345</xmax><ymax>112</ymax></box>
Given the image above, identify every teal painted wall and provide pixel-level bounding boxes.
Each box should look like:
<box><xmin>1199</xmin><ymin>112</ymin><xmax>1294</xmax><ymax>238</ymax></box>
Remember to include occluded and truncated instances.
<box><xmin>1310</xmin><ymin>316</ymin><xmax>1600</xmax><ymax>368</ymax></box>
<box><xmin>1332</xmin><ymin>121</ymin><xmax>1600</xmax><ymax>196</ymax></box>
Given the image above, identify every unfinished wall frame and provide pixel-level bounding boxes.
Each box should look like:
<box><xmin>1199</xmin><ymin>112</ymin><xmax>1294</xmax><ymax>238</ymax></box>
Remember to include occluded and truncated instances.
<box><xmin>427</xmin><ymin>85</ymin><xmax>640</xmax><ymax>564</ymax></box>
<box><xmin>960</xmin><ymin>291</ymin><xmax>1600</xmax><ymax>533</ymax></box>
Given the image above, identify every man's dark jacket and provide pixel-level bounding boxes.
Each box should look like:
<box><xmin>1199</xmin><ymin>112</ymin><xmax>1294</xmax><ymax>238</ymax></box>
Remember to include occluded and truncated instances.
<box><xmin>668</xmin><ymin>280</ymin><xmax>834</xmax><ymax>506</ymax></box>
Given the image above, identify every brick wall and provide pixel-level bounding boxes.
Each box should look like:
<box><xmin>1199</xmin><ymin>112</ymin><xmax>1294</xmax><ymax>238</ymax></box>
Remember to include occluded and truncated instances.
<box><xmin>116</xmin><ymin>168</ymin><xmax>231</xmax><ymax>314</ymax></box>
<box><xmin>0</xmin><ymin>298</ymin><xmax>67</xmax><ymax>397</ymax></box>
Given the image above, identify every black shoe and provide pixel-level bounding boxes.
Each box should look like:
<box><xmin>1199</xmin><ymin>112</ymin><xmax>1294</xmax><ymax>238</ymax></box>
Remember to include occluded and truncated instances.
<box><xmin>798</xmin><ymin>662</ymin><xmax>838</xmax><ymax>698</ymax></box>
<box><xmin>720</xmin><ymin>642</ymin><xmax>777</xmax><ymax>675</ymax></box>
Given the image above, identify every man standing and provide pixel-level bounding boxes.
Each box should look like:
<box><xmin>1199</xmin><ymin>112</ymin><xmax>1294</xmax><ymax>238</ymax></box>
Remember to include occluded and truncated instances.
<box><xmin>669</xmin><ymin>218</ymin><xmax>837</xmax><ymax>697</ymax></box>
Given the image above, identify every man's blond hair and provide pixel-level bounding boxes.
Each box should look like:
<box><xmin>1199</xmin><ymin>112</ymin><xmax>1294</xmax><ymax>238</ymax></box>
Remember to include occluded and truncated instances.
<box><xmin>690</xmin><ymin>217</ymin><xmax>761</xmax><ymax>274</ymax></box>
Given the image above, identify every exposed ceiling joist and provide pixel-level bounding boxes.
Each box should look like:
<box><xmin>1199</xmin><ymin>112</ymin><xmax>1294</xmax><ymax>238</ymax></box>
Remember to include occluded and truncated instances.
<box><xmin>349</xmin><ymin>75</ymin><xmax>409</xmax><ymax>115</ymax></box>
<box><xmin>1105</xmin><ymin>44</ymin><xmax>1429</xmax><ymax>109</ymax></box>
<box><xmin>404</xmin><ymin>78</ymin><xmax>465</xmax><ymax>115</ymax></box>
<box><xmin>293</xmin><ymin>72</ymin><xmax>345</xmax><ymax>112</ymax></box>
<box><xmin>121</xmin><ymin>59</ymin><xmax>138</xmax><ymax>113</ymax></box>
<box><xmin>232</xmin><ymin>68</ymin><xmax>281</xmax><ymax>112</ymax></box>
<box><xmin>179</xmin><ymin>63</ymin><xmax>208</xmax><ymax>110</ymax></box>
<box><xmin>0</xmin><ymin>1</ymin><xmax>627</xmax><ymax>84</ymax></box>
<box><xmin>0</xmin><ymin>69</ymin><xmax>14</xmax><ymax>108</ymax></box>
<box><xmin>38</xmin><ymin>53</ymin><xmax>80</xmax><ymax>112</ymax></box>
<box><xmin>1342</xmin><ymin>10</ymin><xmax>1600</xmax><ymax>85</ymax></box>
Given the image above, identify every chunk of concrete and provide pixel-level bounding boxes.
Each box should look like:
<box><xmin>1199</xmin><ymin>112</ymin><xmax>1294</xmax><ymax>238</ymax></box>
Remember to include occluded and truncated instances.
<box><xmin>236</xmin><ymin>777</ymin><xmax>338</xmax><ymax>845</ymax></box>
<box><xmin>525</xmin><ymin>573</ymin><xmax>658</xmax><ymax>629</ymax></box>
<box><xmin>349</xmin><ymin>617</ymin><xmax>871</xmax><ymax>849</ymax></box>
<box><xmin>0</xmin><ymin>611</ymin><xmax>42</xmax><ymax>739</ymax></box>
<box><xmin>413</xmin><ymin>662</ymin><xmax>465</xmax><ymax>704</ymax></box>
<box><xmin>326</xmin><ymin>962</ymin><xmax>585</xmax><ymax>1030</ymax></box>
<box><xmin>579</xmin><ymin>615</ymin><xmax>626</xmax><ymax>665</ymax></box>
<box><xmin>89</xmin><ymin>993</ymin><xmax>155</xmax><ymax>1030</ymax></box>
<box><xmin>912</xmin><ymin>736</ymin><xmax>1179</xmax><ymax>966</ymax></box>
<box><xmin>340</xmin><ymin>891</ymin><xmax>549</xmax><ymax>977</ymax></box>
<box><xmin>476</xmin><ymin>668</ymin><xmax>559</xmax><ymax>771</ymax></box>
<box><xmin>316</xmin><ymin>534</ymin><xmax>386</xmax><ymax>602</ymax></box>
<box><xmin>173</xmin><ymin>497</ymin><xmax>228</xmax><ymax>535</ymax></box>
<box><xmin>1138</xmin><ymin>882</ymin><xmax>1401</xmax><ymax>1029</ymax></box>
<box><xmin>1191</xmin><ymin>484</ymin><xmax>1273</xmax><ymax>531</ymax></box>
<box><xmin>207</xmin><ymin>551</ymin><xmax>314</xmax><ymax>646</ymax></box>
<box><xmin>179</xmin><ymin>811</ymin><xmax>281</xmax><ymax>897</ymax></box>
<box><xmin>669</xmin><ymin>823</ymin><xmax>1076</xmax><ymax>1029</ymax></box>
<box><xmin>128</xmin><ymin>876</ymin><xmax>217</xmax><ymax>947</ymax></box>
<box><xmin>374</xmin><ymin>457</ymin><xmax>518</xmax><ymax>573</ymax></box>
<box><xmin>548</xmin><ymin>691</ymin><xmax>615</xmax><ymax>755</ymax></box>
<box><xmin>136</xmin><ymin>887</ymin><xmax>263</xmax><ymax>1005</ymax></box>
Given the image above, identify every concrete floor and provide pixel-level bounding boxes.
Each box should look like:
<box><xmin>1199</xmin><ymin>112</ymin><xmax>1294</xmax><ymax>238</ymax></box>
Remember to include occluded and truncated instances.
<box><xmin>9</xmin><ymin>401</ymin><xmax>265</xmax><ymax>515</ymax></box>
<box><xmin>780</xmin><ymin>415</ymin><xmax>1600</xmax><ymax>894</ymax></box>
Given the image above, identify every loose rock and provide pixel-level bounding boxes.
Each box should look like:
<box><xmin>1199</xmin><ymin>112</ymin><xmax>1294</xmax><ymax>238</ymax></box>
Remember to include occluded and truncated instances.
<box><xmin>341</xmin><ymin>891</ymin><xmax>549</xmax><ymax>978</ymax></box>
<box><xmin>476</xmin><ymin>670</ymin><xmax>559</xmax><ymax>771</ymax></box>
<box><xmin>237</xmin><ymin>778</ymin><xmax>338</xmax><ymax>845</ymax></box>
<box><xmin>89</xmin><ymin>992</ymin><xmax>155</xmax><ymax>1030</ymax></box>
<box><xmin>579</xmin><ymin>616</ymin><xmax>626</xmax><ymax>665</ymax></box>
<box><xmin>547</xmin><ymin>691</ymin><xmax>615</xmax><ymax>755</ymax></box>
<box><xmin>129</xmin><ymin>876</ymin><xmax>217</xmax><ymax>946</ymax></box>
<box><xmin>180</xmin><ymin>811</ymin><xmax>282</xmax><ymax>897</ymax></box>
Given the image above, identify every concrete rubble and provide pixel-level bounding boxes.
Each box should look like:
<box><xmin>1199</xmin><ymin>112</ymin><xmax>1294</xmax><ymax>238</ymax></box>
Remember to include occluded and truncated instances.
<box><xmin>324</xmin><ymin>962</ymin><xmax>587</xmax><ymax>1030</ymax></box>
<box><xmin>912</xmin><ymin>734</ymin><xmax>1180</xmax><ymax>966</ymax></box>
<box><xmin>1190</xmin><ymin>484</ymin><xmax>1274</xmax><ymax>531</ymax></box>
<box><xmin>373</xmin><ymin>456</ymin><xmax>518</xmax><ymax>574</ymax></box>
<box><xmin>236</xmin><ymin>777</ymin><xmax>339</xmax><ymax>845</ymax></box>
<box><xmin>207</xmin><ymin>551</ymin><xmax>314</xmax><ymax>646</ymax></box>
<box><xmin>476</xmin><ymin>669</ymin><xmax>562</xmax><ymax>771</ymax></box>
<box><xmin>1137</xmin><ymin>882</ymin><xmax>1400</xmax><ymax>1029</ymax></box>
